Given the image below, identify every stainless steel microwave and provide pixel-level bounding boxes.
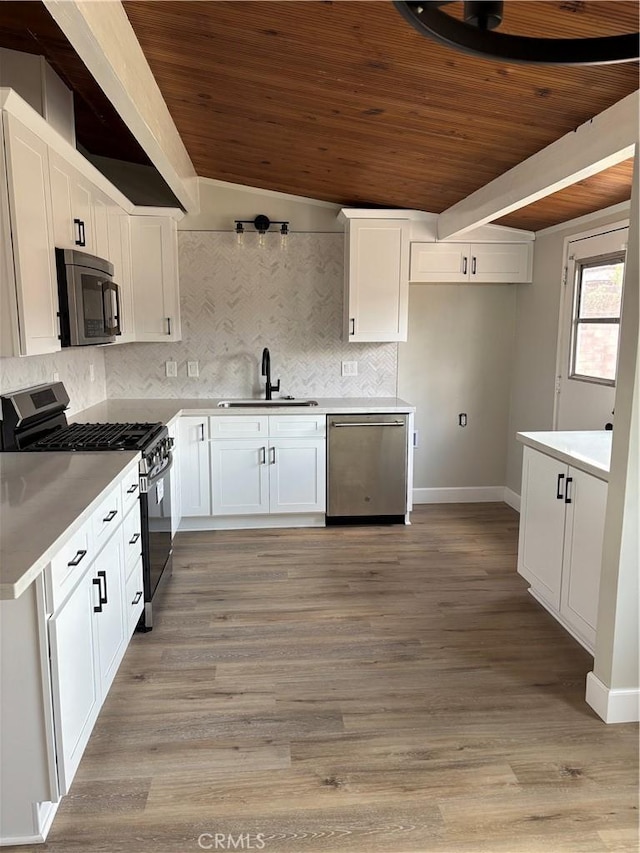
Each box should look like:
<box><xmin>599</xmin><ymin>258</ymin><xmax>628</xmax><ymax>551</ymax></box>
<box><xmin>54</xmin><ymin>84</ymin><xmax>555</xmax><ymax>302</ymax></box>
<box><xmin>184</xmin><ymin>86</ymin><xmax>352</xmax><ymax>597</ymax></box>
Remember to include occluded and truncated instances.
<box><xmin>55</xmin><ymin>248</ymin><xmax>121</xmax><ymax>346</ymax></box>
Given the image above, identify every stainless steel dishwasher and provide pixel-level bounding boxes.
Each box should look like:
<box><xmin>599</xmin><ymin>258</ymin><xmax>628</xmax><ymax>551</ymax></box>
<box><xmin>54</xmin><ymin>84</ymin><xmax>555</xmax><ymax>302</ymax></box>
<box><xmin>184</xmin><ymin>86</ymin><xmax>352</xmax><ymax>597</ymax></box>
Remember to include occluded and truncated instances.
<box><xmin>327</xmin><ymin>414</ymin><xmax>408</xmax><ymax>520</ymax></box>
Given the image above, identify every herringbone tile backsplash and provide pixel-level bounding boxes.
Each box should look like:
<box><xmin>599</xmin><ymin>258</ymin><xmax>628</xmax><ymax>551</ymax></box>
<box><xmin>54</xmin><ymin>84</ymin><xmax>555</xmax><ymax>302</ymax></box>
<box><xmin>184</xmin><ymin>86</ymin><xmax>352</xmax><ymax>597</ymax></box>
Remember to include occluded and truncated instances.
<box><xmin>105</xmin><ymin>232</ymin><xmax>398</xmax><ymax>399</ymax></box>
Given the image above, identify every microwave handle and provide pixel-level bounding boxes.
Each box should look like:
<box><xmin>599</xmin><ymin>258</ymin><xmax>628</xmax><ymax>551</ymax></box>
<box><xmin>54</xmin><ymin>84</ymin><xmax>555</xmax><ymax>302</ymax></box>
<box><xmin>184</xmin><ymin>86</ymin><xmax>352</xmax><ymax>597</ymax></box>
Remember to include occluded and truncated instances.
<box><xmin>102</xmin><ymin>281</ymin><xmax>120</xmax><ymax>336</ymax></box>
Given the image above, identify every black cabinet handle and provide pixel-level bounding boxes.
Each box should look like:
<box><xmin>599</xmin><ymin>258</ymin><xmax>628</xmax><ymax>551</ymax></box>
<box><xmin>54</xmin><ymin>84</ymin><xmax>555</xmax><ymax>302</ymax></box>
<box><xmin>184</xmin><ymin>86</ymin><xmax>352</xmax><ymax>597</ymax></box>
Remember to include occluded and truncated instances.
<box><xmin>97</xmin><ymin>569</ymin><xmax>108</xmax><ymax>604</ymax></box>
<box><xmin>103</xmin><ymin>509</ymin><xmax>118</xmax><ymax>523</ymax></box>
<box><xmin>462</xmin><ymin>256</ymin><xmax>467</xmax><ymax>275</ymax></box>
<box><xmin>127</xmin><ymin>484</ymin><xmax>138</xmax><ymax>494</ymax></box>
<box><xmin>132</xmin><ymin>591</ymin><xmax>142</xmax><ymax>605</ymax></box>
<box><xmin>67</xmin><ymin>548</ymin><xmax>87</xmax><ymax>567</ymax></box>
<box><xmin>129</xmin><ymin>532</ymin><xmax>141</xmax><ymax>545</ymax></box>
<box><xmin>92</xmin><ymin>577</ymin><xmax>103</xmax><ymax>612</ymax></box>
<box><xmin>471</xmin><ymin>256</ymin><xmax>477</xmax><ymax>275</ymax></box>
<box><xmin>556</xmin><ymin>473</ymin><xmax>565</xmax><ymax>500</ymax></box>
<box><xmin>166</xmin><ymin>317</ymin><xmax>172</xmax><ymax>336</ymax></box>
<box><xmin>74</xmin><ymin>218</ymin><xmax>86</xmax><ymax>247</ymax></box>
<box><xmin>565</xmin><ymin>476</ymin><xmax>573</xmax><ymax>504</ymax></box>
<box><xmin>349</xmin><ymin>318</ymin><xmax>355</xmax><ymax>336</ymax></box>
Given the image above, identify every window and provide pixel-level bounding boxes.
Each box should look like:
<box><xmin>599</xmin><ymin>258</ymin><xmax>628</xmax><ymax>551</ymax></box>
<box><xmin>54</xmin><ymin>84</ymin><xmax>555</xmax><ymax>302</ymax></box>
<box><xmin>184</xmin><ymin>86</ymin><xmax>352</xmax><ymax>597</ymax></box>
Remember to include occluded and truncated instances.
<box><xmin>570</xmin><ymin>252</ymin><xmax>625</xmax><ymax>385</ymax></box>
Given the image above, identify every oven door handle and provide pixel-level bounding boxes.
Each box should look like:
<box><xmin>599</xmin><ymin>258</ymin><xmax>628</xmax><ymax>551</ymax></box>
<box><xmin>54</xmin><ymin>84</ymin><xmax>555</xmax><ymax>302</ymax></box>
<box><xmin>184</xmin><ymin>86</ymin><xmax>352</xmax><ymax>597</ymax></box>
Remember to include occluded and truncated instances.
<box><xmin>143</xmin><ymin>456</ymin><xmax>174</xmax><ymax>492</ymax></box>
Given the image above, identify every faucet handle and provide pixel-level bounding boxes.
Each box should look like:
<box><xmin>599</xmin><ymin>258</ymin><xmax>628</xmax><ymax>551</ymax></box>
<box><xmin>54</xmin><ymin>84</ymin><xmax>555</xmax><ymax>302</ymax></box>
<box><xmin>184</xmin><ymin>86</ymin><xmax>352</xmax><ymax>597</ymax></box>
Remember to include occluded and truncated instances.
<box><xmin>272</xmin><ymin>379</ymin><xmax>281</xmax><ymax>393</ymax></box>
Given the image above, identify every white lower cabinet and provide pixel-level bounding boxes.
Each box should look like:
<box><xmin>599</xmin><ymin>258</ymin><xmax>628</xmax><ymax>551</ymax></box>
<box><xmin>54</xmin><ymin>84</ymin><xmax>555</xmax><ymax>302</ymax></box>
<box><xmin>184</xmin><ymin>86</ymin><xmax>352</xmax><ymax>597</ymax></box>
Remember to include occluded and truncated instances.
<box><xmin>167</xmin><ymin>421</ymin><xmax>182</xmax><ymax>536</ymax></box>
<box><xmin>179</xmin><ymin>414</ymin><xmax>326</xmax><ymax>526</ymax></box>
<box><xmin>0</xmin><ymin>458</ymin><xmax>142</xmax><ymax>844</ymax></box>
<box><xmin>518</xmin><ymin>446</ymin><xmax>607</xmax><ymax>652</ymax></box>
<box><xmin>178</xmin><ymin>416</ymin><xmax>211</xmax><ymax>516</ymax></box>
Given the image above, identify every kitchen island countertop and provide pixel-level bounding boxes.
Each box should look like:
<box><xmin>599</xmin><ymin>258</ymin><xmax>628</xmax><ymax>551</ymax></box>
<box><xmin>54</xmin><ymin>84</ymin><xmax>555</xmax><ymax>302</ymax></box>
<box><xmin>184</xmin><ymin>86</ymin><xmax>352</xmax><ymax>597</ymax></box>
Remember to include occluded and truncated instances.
<box><xmin>517</xmin><ymin>430</ymin><xmax>612</xmax><ymax>481</ymax></box>
<box><xmin>0</xmin><ymin>451</ymin><xmax>139</xmax><ymax>599</ymax></box>
<box><xmin>73</xmin><ymin>397</ymin><xmax>415</xmax><ymax>427</ymax></box>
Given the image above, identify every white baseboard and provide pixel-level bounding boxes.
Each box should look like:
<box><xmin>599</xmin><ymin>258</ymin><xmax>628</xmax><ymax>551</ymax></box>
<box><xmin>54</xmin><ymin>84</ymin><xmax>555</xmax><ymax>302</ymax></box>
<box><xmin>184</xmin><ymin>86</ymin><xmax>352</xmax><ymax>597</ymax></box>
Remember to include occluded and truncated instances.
<box><xmin>586</xmin><ymin>672</ymin><xmax>640</xmax><ymax>723</ymax></box>
<box><xmin>413</xmin><ymin>486</ymin><xmax>506</xmax><ymax>504</ymax></box>
<box><xmin>503</xmin><ymin>488</ymin><xmax>521</xmax><ymax>512</ymax></box>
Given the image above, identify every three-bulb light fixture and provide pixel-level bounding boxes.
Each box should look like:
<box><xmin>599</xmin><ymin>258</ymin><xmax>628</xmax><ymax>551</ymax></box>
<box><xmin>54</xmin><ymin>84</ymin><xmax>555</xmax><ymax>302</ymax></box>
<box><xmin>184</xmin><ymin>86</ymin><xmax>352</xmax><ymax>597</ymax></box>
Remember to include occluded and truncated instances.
<box><xmin>234</xmin><ymin>215</ymin><xmax>290</xmax><ymax>249</ymax></box>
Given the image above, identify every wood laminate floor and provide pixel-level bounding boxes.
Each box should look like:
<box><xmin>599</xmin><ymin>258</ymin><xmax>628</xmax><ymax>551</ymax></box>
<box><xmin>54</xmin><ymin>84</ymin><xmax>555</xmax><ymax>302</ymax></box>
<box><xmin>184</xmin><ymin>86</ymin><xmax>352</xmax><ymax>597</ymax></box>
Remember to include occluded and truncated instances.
<box><xmin>31</xmin><ymin>505</ymin><xmax>639</xmax><ymax>852</ymax></box>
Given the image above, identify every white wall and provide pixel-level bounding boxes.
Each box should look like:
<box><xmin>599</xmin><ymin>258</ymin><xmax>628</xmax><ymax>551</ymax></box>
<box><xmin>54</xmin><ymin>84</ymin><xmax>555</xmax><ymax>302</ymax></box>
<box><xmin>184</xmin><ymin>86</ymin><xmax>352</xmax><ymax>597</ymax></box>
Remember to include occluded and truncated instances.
<box><xmin>0</xmin><ymin>347</ymin><xmax>107</xmax><ymax>416</ymax></box>
<box><xmin>505</xmin><ymin>204</ymin><xmax>632</xmax><ymax>496</ymax></box>
<box><xmin>398</xmin><ymin>283</ymin><xmax>516</xmax><ymax>490</ymax></box>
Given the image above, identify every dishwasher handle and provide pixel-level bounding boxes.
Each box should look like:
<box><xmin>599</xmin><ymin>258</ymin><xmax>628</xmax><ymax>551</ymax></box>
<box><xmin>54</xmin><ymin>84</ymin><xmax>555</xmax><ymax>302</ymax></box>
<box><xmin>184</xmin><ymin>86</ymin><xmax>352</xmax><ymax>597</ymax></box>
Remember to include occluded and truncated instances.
<box><xmin>331</xmin><ymin>420</ymin><xmax>405</xmax><ymax>428</ymax></box>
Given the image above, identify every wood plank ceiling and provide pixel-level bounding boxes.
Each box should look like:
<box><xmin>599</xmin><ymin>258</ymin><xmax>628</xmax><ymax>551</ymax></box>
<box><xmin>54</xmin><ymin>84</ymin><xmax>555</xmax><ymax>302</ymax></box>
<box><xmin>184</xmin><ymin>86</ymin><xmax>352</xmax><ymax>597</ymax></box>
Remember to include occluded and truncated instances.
<box><xmin>122</xmin><ymin>0</ymin><xmax>639</xmax><ymax>230</ymax></box>
<box><xmin>0</xmin><ymin>2</ymin><xmax>637</xmax><ymax>229</ymax></box>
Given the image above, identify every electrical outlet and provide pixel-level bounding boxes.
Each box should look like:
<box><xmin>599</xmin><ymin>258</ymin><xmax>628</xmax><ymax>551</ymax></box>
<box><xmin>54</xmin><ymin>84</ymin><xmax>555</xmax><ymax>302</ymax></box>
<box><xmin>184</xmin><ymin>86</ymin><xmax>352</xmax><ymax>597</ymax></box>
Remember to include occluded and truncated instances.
<box><xmin>165</xmin><ymin>360</ymin><xmax>178</xmax><ymax>378</ymax></box>
<box><xmin>458</xmin><ymin>413</ymin><xmax>468</xmax><ymax>427</ymax></box>
<box><xmin>341</xmin><ymin>360</ymin><xmax>358</xmax><ymax>377</ymax></box>
<box><xmin>89</xmin><ymin>363</ymin><xmax>95</xmax><ymax>383</ymax></box>
<box><xmin>52</xmin><ymin>372</ymin><xmax>60</xmax><ymax>382</ymax></box>
<box><xmin>187</xmin><ymin>361</ymin><xmax>199</xmax><ymax>378</ymax></box>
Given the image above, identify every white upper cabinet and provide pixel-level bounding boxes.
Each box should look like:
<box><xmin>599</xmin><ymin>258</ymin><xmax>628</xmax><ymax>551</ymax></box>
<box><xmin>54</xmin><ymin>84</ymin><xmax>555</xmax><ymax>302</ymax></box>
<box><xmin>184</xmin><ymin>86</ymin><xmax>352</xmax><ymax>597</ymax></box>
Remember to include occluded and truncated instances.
<box><xmin>130</xmin><ymin>215</ymin><xmax>181</xmax><ymax>342</ymax></box>
<box><xmin>107</xmin><ymin>208</ymin><xmax>136</xmax><ymax>344</ymax></box>
<box><xmin>342</xmin><ymin>216</ymin><xmax>410</xmax><ymax>342</ymax></box>
<box><xmin>49</xmin><ymin>150</ymin><xmax>112</xmax><ymax>259</ymax></box>
<box><xmin>410</xmin><ymin>241</ymin><xmax>533</xmax><ymax>284</ymax></box>
<box><xmin>1</xmin><ymin>112</ymin><xmax>60</xmax><ymax>356</ymax></box>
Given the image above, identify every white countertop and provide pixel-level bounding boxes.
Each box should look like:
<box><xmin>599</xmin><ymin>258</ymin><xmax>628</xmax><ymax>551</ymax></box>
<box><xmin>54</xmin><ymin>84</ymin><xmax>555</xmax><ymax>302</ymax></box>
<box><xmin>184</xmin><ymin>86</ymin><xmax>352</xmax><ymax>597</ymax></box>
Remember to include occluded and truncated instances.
<box><xmin>517</xmin><ymin>431</ymin><xmax>612</xmax><ymax>481</ymax></box>
<box><xmin>0</xmin><ymin>451</ymin><xmax>139</xmax><ymax>600</ymax></box>
<box><xmin>73</xmin><ymin>397</ymin><xmax>415</xmax><ymax>426</ymax></box>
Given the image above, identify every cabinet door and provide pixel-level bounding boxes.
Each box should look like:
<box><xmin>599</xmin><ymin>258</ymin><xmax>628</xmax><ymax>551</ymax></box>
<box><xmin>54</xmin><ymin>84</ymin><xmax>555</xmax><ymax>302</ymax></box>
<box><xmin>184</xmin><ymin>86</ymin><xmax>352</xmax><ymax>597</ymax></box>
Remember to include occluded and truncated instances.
<box><xmin>130</xmin><ymin>215</ymin><xmax>181</xmax><ymax>342</ymax></box>
<box><xmin>92</xmin><ymin>191</ymin><xmax>110</xmax><ymax>260</ymax></box>
<box><xmin>72</xmin><ymin>173</ymin><xmax>96</xmax><ymax>254</ymax></box>
<box><xmin>345</xmin><ymin>219</ymin><xmax>409</xmax><ymax>342</ymax></box>
<box><xmin>48</xmin><ymin>149</ymin><xmax>79</xmax><ymax>249</ymax></box>
<box><xmin>269</xmin><ymin>438</ymin><xmax>326</xmax><ymax>513</ymax></box>
<box><xmin>179</xmin><ymin>417</ymin><xmax>211</xmax><ymax>516</ymax></box>
<box><xmin>92</xmin><ymin>532</ymin><xmax>127</xmax><ymax>698</ymax></box>
<box><xmin>211</xmin><ymin>439</ymin><xmax>270</xmax><ymax>515</ymax></box>
<box><xmin>517</xmin><ymin>447</ymin><xmax>566</xmax><ymax>609</ymax></box>
<box><xmin>409</xmin><ymin>242</ymin><xmax>469</xmax><ymax>282</ymax></box>
<box><xmin>108</xmin><ymin>209</ymin><xmax>136</xmax><ymax>343</ymax></box>
<box><xmin>469</xmin><ymin>243</ymin><xmax>532</xmax><ymax>283</ymax></box>
<box><xmin>48</xmin><ymin>568</ymin><xmax>100</xmax><ymax>795</ymax></box>
<box><xmin>2</xmin><ymin>113</ymin><xmax>60</xmax><ymax>355</ymax></box>
<box><xmin>560</xmin><ymin>468</ymin><xmax>607</xmax><ymax>649</ymax></box>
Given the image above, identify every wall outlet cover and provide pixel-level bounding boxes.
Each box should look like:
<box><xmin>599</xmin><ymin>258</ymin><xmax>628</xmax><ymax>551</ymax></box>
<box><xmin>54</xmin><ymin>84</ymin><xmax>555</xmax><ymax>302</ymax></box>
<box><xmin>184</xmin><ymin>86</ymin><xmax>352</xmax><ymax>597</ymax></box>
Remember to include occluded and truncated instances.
<box><xmin>187</xmin><ymin>361</ymin><xmax>200</xmax><ymax>378</ymax></box>
<box><xmin>165</xmin><ymin>360</ymin><xmax>178</xmax><ymax>378</ymax></box>
<box><xmin>341</xmin><ymin>361</ymin><xmax>358</xmax><ymax>377</ymax></box>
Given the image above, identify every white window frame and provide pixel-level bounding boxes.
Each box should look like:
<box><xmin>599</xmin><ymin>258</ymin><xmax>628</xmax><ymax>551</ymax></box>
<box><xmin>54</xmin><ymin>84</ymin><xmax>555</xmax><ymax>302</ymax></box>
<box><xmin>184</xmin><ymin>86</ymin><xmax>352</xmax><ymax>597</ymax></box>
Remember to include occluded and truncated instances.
<box><xmin>569</xmin><ymin>250</ymin><xmax>626</xmax><ymax>387</ymax></box>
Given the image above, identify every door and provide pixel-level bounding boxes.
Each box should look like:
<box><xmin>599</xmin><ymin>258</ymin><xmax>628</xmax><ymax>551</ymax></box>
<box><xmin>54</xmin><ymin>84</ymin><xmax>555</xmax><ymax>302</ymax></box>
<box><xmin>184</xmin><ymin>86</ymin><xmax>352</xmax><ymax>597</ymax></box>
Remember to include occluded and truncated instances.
<box><xmin>108</xmin><ymin>209</ymin><xmax>135</xmax><ymax>343</ymax></box>
<box><xmin>178</xmin><ymin>417</ymin><xmax>211</xmax><ymax>516</ymax></box>
<box><xmin>517</xmin><ymin>447</ymin><xmax>566</xmax><ymax>609</ymax></box>
<box><xmin>346</xmin><ymin>219</ymin><xmax>409</xmax><ymax>341</ymax></box>
<box><xmin>469</xmin><ymin>243</ymin><xmax>531</xmax><ymax>283</ymax></box>
<box><xmin>556</xmin><ymin>226</ymin><xmax>628</xmax><ymax>429</ymax></box>
<box><xmin>168</xmin><ymin>421</ymin><xmax>182</xmax><ymax>536</ymax></box>
<box><xmin>409</xmin><ymin>242</ymin><xmax>469</xmax><ymax>282</ymax></box>
<box><xmin>211</xmin><ymin>439</ymin><xmax>270</xmax><ymax>515</ymax></box>
<box><xmin>93</xmin><ymin>533</ymin><xmax>126</xmax><ymax>697</ymax></box>
<box><xmin>2</xmin><ymin>113</ymin><xmax>60</xmax><ymax>355</ymax></box>
<box><xmin>49</xmin><ymin>149</ymin><xmax>79</xmax><ymax>249</ymax></box>
<box><xmin>48</xmin><ymin>569</ymin><xmax>100</xmax><ymax>794</ymax></box>
<box><xmin>560</xmin><ymin>468</ymin><xmax>608</xmax><ymax>648</ymax></box>
<box><xmin>269</xmin><ymin>438</ymin><xmax>326</xmax><ymax>513</ymax></box>
<box><xmin>130</xmin><ymin>215</ymin><xmax>181</xmax><ymax>341</ymax></box>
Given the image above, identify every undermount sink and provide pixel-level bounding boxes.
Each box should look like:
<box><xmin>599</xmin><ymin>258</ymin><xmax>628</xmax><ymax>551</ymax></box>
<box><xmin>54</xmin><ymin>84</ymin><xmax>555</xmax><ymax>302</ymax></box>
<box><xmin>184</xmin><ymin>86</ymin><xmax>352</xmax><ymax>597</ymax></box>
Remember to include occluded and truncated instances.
<box><xmin>217</xmin><ymin>399</ymin><xmax>319</xmax><ymax>408</ymax></box>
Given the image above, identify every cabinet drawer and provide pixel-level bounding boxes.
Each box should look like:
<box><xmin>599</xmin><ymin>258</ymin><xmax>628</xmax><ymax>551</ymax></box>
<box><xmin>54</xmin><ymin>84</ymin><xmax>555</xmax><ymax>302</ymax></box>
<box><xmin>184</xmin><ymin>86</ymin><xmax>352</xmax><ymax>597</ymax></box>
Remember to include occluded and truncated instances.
<box><xmin>209</xmin><ymin>416</ymin><xmax>269</xmax><ymax>439</ymax></box>
<box><xmin>121</xmin><ymin>463</ymin><xmax>141</xmax><ymax>517</ymax></box>
<box><xmin>92</xmin><ymin>485</ymin><xmax>122</xmax><ymax>548</ymax></box>
<box><xmin>122</xmin><ymin>505</ymin><xmax>142</xmax><ymax>575</ymax></box>
<box><xmin>268</xmin><ymin>415</ymin><xmax>326</xmax><ymax>438</ymax></box>
<box><xmin>125</xmin><ymin>559</ymin><xmax>144</xmax><ymax>636</ymax></box>
<box><xmin>46</xmin><ymin>524</ymin><xmax>92</xmax><ymax>612</ymax></box>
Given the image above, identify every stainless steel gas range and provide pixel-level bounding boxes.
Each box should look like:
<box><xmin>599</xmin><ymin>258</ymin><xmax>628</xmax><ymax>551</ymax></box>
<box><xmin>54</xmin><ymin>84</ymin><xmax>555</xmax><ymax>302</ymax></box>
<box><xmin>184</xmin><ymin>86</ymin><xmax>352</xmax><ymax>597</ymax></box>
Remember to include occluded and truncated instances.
<box><xmin>0</xmin><ymin>382</ymin><xmax>173</xmax><ymax>630</ymax></box>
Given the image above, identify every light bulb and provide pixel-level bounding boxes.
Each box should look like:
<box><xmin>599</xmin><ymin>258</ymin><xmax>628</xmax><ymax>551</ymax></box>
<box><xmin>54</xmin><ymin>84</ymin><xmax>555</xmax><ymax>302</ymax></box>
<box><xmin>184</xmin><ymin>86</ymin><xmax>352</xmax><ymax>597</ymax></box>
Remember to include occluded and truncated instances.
<box><xmin>258</xmin><ymin>231</ymin><xmax>266</xmax><ymax>248</ymax></box>
<box><xmin>280</xmin><ymin>232</ymin><xmax>288</xmax><ymax>251</ymax></box>
<box><xmin>236</xmin><ymin>229</ymin><xmax>244</xmax><ymax>247</ymax></box>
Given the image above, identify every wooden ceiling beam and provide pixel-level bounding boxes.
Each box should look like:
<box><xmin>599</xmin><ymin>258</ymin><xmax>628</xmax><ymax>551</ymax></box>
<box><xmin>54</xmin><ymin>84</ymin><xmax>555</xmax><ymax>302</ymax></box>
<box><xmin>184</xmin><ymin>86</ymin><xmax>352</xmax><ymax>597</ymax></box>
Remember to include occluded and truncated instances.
<box><xmin>437</xmin><ymin>91</ymin><xmax>639</xmax><ymax>240</ymax></box>
<box><xmin>43</xmin><ymin>0</ymin><xmax>199</xmax><ymax>212</ymax></box>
